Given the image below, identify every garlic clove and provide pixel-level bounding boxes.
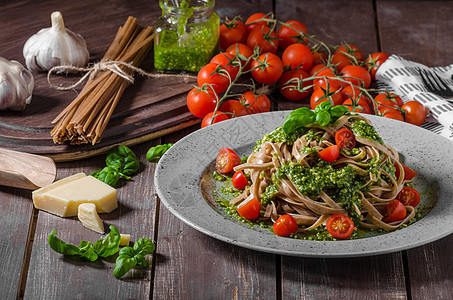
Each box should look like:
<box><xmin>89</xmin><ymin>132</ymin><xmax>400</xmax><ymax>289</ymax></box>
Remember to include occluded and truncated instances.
<box><xmin>0</xmin><ymin>57</ymin><xmax>34</xmax><ymax>111</ymax></box>
<box><xmin>23</xmin><ymin>11</ymin><xmax>90</xmax><ymax>72</ymax></box>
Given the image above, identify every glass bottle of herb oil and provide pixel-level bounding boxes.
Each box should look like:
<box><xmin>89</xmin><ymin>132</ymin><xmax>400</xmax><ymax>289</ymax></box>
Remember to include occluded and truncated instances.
<box><xmin>154</xmin><ymin>0</ymin><xmax>220</xmax><ymax>73</ymax></box>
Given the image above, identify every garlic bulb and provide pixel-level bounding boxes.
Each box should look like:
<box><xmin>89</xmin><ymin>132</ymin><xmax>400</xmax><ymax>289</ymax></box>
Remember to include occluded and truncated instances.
<box><xmin>23</xmin><ymin>11</ymin><xmax>89</xmax><ymax>72</ymax></box>
<box><xmin>0</xmin><ymin>57</ymin><xmax>34</xmax><ymax>111</ymax></box>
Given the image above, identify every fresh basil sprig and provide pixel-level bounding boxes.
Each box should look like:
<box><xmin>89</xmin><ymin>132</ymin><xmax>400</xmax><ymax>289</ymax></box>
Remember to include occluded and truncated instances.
<box><xmin>48</xmin><ymin>226</ymin><xmax>155</xmax><ymax>279</ymax></box>
<box><xmin>146</xmin><ymin>143</ymin><xmax>173</xmax><ymax>162</ymax></box>
<box><xmin>283</xmin><ymin>103</ymin><xmax>350</xmax><ymax>135</ymax></box>
<box><xmin>91</xmin><ymin>145</ymin><xmax>139</xmax><ymax>187</ymax></box>
<box><xmin>113</xmin><ymin>238</ymin><xmax>155</xmax><ymax>278</ymax></box>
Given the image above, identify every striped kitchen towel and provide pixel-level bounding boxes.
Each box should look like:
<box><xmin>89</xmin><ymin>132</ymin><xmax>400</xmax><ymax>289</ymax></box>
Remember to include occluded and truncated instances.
<box><xmin>376</xmin><ymin>54</ymin><xmax>453</xmax><ymax>141</ymax></box>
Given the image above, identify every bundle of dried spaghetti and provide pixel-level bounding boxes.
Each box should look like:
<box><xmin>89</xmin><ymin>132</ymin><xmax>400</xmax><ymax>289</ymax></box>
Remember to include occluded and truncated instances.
<box><xmin>50</xmin><ymin>16</ymin><xmax>154</xmax><ymax>145</ymax></box>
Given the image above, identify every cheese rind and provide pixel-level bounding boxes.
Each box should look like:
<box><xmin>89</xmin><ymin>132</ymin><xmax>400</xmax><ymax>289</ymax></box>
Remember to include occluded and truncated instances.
<box><xmin>120</xmin><ymin>234</ymin><xmax>131</xmax><ymax>246</ymax></box>
<box><xmin>78</xmin><ymin>203</ymin><xmax>105</xmax><ymax>234</ymax></box>
<box><xmin>32</xmin><ymin>173</ymin><xmax>117</xmax><ymax>217</ymax></box>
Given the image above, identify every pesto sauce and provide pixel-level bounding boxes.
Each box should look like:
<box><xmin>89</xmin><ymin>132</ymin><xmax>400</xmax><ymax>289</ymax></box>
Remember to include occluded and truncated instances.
<box><xmin>350</xmin><ymin>120</ymin><xmax>383</xmax><ymax>144</ymax></box>
<box><xmin>254</xmin><ymin>126</ymin><xmax>306</xmax><ymax>152</ymax></box>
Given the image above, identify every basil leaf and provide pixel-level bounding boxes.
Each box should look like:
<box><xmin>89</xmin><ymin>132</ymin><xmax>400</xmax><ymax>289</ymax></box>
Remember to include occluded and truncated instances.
<box><xmin>48</xmin><ymin>230</ymin><xmax>80</xmax><ymax>256</ymax></box>
<box><xmin>316</xmin><ymin>110</ymin><xmax>331</xmax><ymax>126</ymax></box>
<box><xmin>146</xmin><ymin>144</ymin><xmax>174</xmax><ymax>162</ymax></box>
<box><xmin>113</xmin><ymin>238</ymin><xmax>155</xmax><ymax>278</ymax></box>
<box><xmin>282</xmin><ymin>107</ymin><xmax>315</xmax><ymax>134</ymax></box>
<box><xmin>113</xmin><ymin>247</ymin><xmax>137</xmax><ymax>279</ymax></box>
<box><xmin>330</xmin><ymin>105</ymin><xmax>350</xmax><ymax>119</ymax></box>
<box><xmin>314</xmin><ymin>101</ymin><xmax>332</xmax><ymax>113</ymax></box>
<box><xmin>93</xmin><ymin>225</ymin><xmax>121</xmax><ymax>258</ymax></box>
<box><xmin>77</xmin><ymin>241</ymin><xmax>99</xmax><ymax>262</ymax></box>
<box><xmin>90</xmin><ymin>166</ymin><xmax>120</xmax><ymax>187</ymax></box>
<box><xmin>106</xmin><ymin>145</ymin><xmax>139</xmax><ymax>177</ymax></box>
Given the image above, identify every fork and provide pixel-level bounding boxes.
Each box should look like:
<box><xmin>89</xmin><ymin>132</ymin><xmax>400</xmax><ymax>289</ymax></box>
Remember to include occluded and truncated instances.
<box><xmin>419</xmin><ymin>68</ymin><xmax>453</xmax><ymax>97</ymax></box>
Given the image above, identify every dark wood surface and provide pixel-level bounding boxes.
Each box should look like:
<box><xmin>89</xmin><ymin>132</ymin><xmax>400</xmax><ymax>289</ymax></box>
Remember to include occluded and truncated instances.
<box><xmin>0</xmin><ymin>0</ymin><xmax>452</xmax><ymax>299</ymax></box>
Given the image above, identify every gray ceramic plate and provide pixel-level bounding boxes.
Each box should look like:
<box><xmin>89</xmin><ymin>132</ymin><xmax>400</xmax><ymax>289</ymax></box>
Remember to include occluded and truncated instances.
<box><xmin>154</xmin><ymin>111</ymin><xmax>453</xmax><ymax>257</ymax></box>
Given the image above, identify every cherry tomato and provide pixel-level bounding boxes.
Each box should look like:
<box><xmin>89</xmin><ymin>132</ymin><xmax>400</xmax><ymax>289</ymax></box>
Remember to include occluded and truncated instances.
<box><xmin>232</xmin><ymin>171</ymin><xmax>248</xmax><ymax>190</ymax></box>
<box><xmin>402</xmin><ymin>101</ymin><xmax>426</xmax><ymax>126</ymax></box>
<box><xmin>335</xmin><ymin>44</ymin><xmax>364</xmax><ymax>62</ymax></box>
<box><xmin>341</xmin><ymin>85</ymin><xmax>367</xmax><ymax>103</ymax></box>
<box><xmin>382</xmin><ymin>200</ymin><xmax>406</xmax><ymax>223</ymax></box>
<box><xmin>394</xmin><ymin>161</ymin><xmax>417</xmax><ymax>181</ymax></box>
<box><xmin>278</xmin><ymin>69</ymin><xmax>312</xmax><ymax>101</ymax></box>
<box><xmin>310</xmin><ymin>86</ymin><xmax>343</xmax><ymax>109</ymax></box>
<box><xmin>220</xmin><ymin>99</ymin><xmax>250</xmax><ymax>117</ymax></box>
<box><xmin>186</xmin><ymin>86</ymin><xmax>217</xmax><ymax>118</ymax></box>
<box><xmin>240</xmin><ymin>91</ymin><xmax>271</xmax><ymax>113</ymax></box>
<box><xmin>342</xmin><ymin>98</ymin><xmax>371</xmax><ymax>114</ymax></box>
<box><xmin>397</xmin><ymin>187</ymin><xmax>420</xmax><ymax>207</ymax></box>
<box><xmin>340</xmin><ymin>65</ymin><xmax>372</xmax><ymax>89</ymax></box>
<box><xmin>245</xmin><ymin>13</ymin><xmax>270</xmax><ymax>32</ymax></box>
<box><xmin>312</xmin><ymin>50</ymin><xmax>328</xmax><ymax>65</ymax></box>
<box><xmin>247</xmin><ymin>26</ymin><xmax>279</xmax><ymax>54</ymax></box>
<box><xmin>210</xmin><ymin>52</ymin><xmax>240</xmax><ymax>81</ymax></box>
<box><xmin>318</xmin><ymin>145</ymin><xmax>340</xmax><ymax>162</ymax></box>
<box><xmin>219</xmin><ymin>20</ymin><xmax>248</xmax><ymax>50</ymax></box>
<box><xmin>309</xmin><ymin>64</ymin><xmax>327</xmax><ymax>76</ymax></box>
<box><xmin>335</xmin><ymin>128</ymin><xmax>356</xmax><ymax>150</ymax></box>
<box><xmin>273</xmin><ymin>214</ymin><xmax>299</xmax><ymax>236</ymax></box>
<box><xmin>312</xmin><ymin>68</ymin><xmax>345</xmax><ymax>90</ymax></box>
<box><xmin>326</xmin><ymin>214</ymin><xmax>355</xmax><ymax>239</ymax></box>
<box><xmin>197</xmin><ymin>63</ymin><xmax>230</xmax><ymax>94</ymax></box>
<box><xmin>216</xmin><ymin>147</ymin><xmax>242</xmax><ymax>173</ymax></box>
<box><xmin>237</xmin><ymin>197</ymin><xmax>261</xmax><ymax>219</ymax></box>
<box><xmin>313</xmin><ymin>76</ymin><xmax>343</xmax><ymax>92</ymax></box>
<box><xmin>226</xmin><ymin>43</ymin><xmax>254</xmax><ymax>70</ymax></box>
<box><xmin>282</xmin><ymin>43</ymin><xmax>314</xmax><ymax>73</ymax></box>
<box><xmin>365</xmin><ymin>52</ymin><xmax>390</xmax><ymax>80</ymax></box>
<box><xmin>251</xmin><ymin>52</ymin><xmax>283</xmax><ymax>84</ymax></box>
<box><xmin>331</xmin><ymin>52</ymin><xmax>351</xmax><ymax>72</ymax></box>
<box><xmin>201</xmin><ymin>111</ymin><xmax>229</xmax><ymax>128</ymax></box>
<box><xmin>375</xmin><ymin>92</ymin><xmax>404</xmax><ymax>107</ymax></box>
<box><xmin>383</xmin><ymin>110</ymin><xmax>404</xmax><ymax>121</ymax></box>
<box><xmin>277</xmin><ymin>20</ymin><xmax>308</xmax><ymax>49</ymax></box>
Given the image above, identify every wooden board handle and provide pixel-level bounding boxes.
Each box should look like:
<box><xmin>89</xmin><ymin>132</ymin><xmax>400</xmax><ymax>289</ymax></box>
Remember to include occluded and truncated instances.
<box><xmin>0</xmin><ymin>148</ymin><xmax>57</xmax><ymax>190</ymax></box>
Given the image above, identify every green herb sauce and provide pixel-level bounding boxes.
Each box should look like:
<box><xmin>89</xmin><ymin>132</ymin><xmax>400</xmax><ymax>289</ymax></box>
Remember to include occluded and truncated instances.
<box><xmin>254</xmin><ymin>126</ymin><xmax>306</xmax><ymax>152</ymax></box>
<box><xmin>350</xmin><ymin>120</ymin><xmax>383</xmax><ymax>144</ymax></box>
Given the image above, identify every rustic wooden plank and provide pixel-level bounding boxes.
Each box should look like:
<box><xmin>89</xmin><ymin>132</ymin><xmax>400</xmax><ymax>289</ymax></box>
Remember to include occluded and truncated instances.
<box><xmin>0</xmin><ymin>0</ymin><xmax>197</xmax><ymax>160</ymax></box>
<box><xmin>275</xmin><ymin>1</ymin><xmax>409</xmax><ymax>298</ymax></box>
<box><xmin>23</xmin><ymin>141</ymin><xmax>159</xmax><ymax>298</ymax></box>
<box><xmin>0</xmin><ymin>186</ymin><xmax>34</xmax><ymax>299</ymax></box>
<box><xmin>153</xmin><ymin>124</ymin><xmax>278</xmax><ymax>299</ymax></box>
<box><xmin>377</xmin><ymin>1</ymin><xmax>453</xmax><ymax>298</ymax></box>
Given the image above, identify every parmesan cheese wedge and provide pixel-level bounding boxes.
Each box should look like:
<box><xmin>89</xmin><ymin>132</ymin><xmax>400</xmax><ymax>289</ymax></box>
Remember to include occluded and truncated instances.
<box><xmin>32</xmin><ymin>173</ymin><xmax>117</xmax><ymax>217</ymax></box>
<box><xmin>78</xmin><ymin>203</ymin><xmax>105</xmax><ymax>234</ymax></box>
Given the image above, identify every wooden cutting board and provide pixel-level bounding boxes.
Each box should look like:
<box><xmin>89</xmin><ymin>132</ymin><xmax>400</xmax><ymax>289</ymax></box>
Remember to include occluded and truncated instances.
<box><xmin>0</xmin><ymin>3</ymin><xmax>199</xmax><ymax>162</ymax></box>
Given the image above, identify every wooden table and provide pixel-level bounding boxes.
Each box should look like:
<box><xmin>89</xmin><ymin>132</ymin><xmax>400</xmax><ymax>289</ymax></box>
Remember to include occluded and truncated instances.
<box><xmin>1</xmin><ymin>0</ymin><xmax>452</xmax><ymax>299</ymax></box>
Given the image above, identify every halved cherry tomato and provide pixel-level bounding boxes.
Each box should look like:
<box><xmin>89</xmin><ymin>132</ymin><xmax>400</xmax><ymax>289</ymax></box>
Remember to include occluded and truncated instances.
<box><xmin>232</xmin><ymin>171</ymin><xmax>248</xmax><ymax>190</ymax></box>
<box><xmin>201</xmin><ymin>111</ymin><xmax>229</xmax><ymax>128</ymax></box>
<box><xmin>397</xmin><ymin>187</ymin><xmax>420</xmax><ymax>207</ymax></box>
<box><xmin>402</xmin><ymin>101</ymin><xmax>427</xmax><ymax>126</ymax></box>
<box><xmin>326</xmin><ymin>214</ymin><xmax>354</xmax><ymax>239</ymax></box>
<box><xmin>216</xmin><ymin>148</ymin><xmax>242</xmax><ymax>173</ymax></box>
<box><xmin>318</xmin><ymin>145</ymin><xmax>340</xmax><ymax>162</ymax></box>
<box><xmin>237</xmin><ymin>197</ymin><xmax>261</xmax><ymax>219</ymax></box>
<box><xmin>394</xmin><ymin>162</ymin><xmax>417</xmax><ymax>181</ymax></box>
<box><xmin>335</xmin><ymin>128</ymin><xmax>356</xmax><ymax>150</ymax></box>
<box><xmin>273</xmin><ymin>214</ymin><xmax>298</xmax><ymax>236</ymax></box>
<box><xmin>382</xmin><ymin>200</ymin><xmax>406</xmax><ymax>223</ymax></box>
